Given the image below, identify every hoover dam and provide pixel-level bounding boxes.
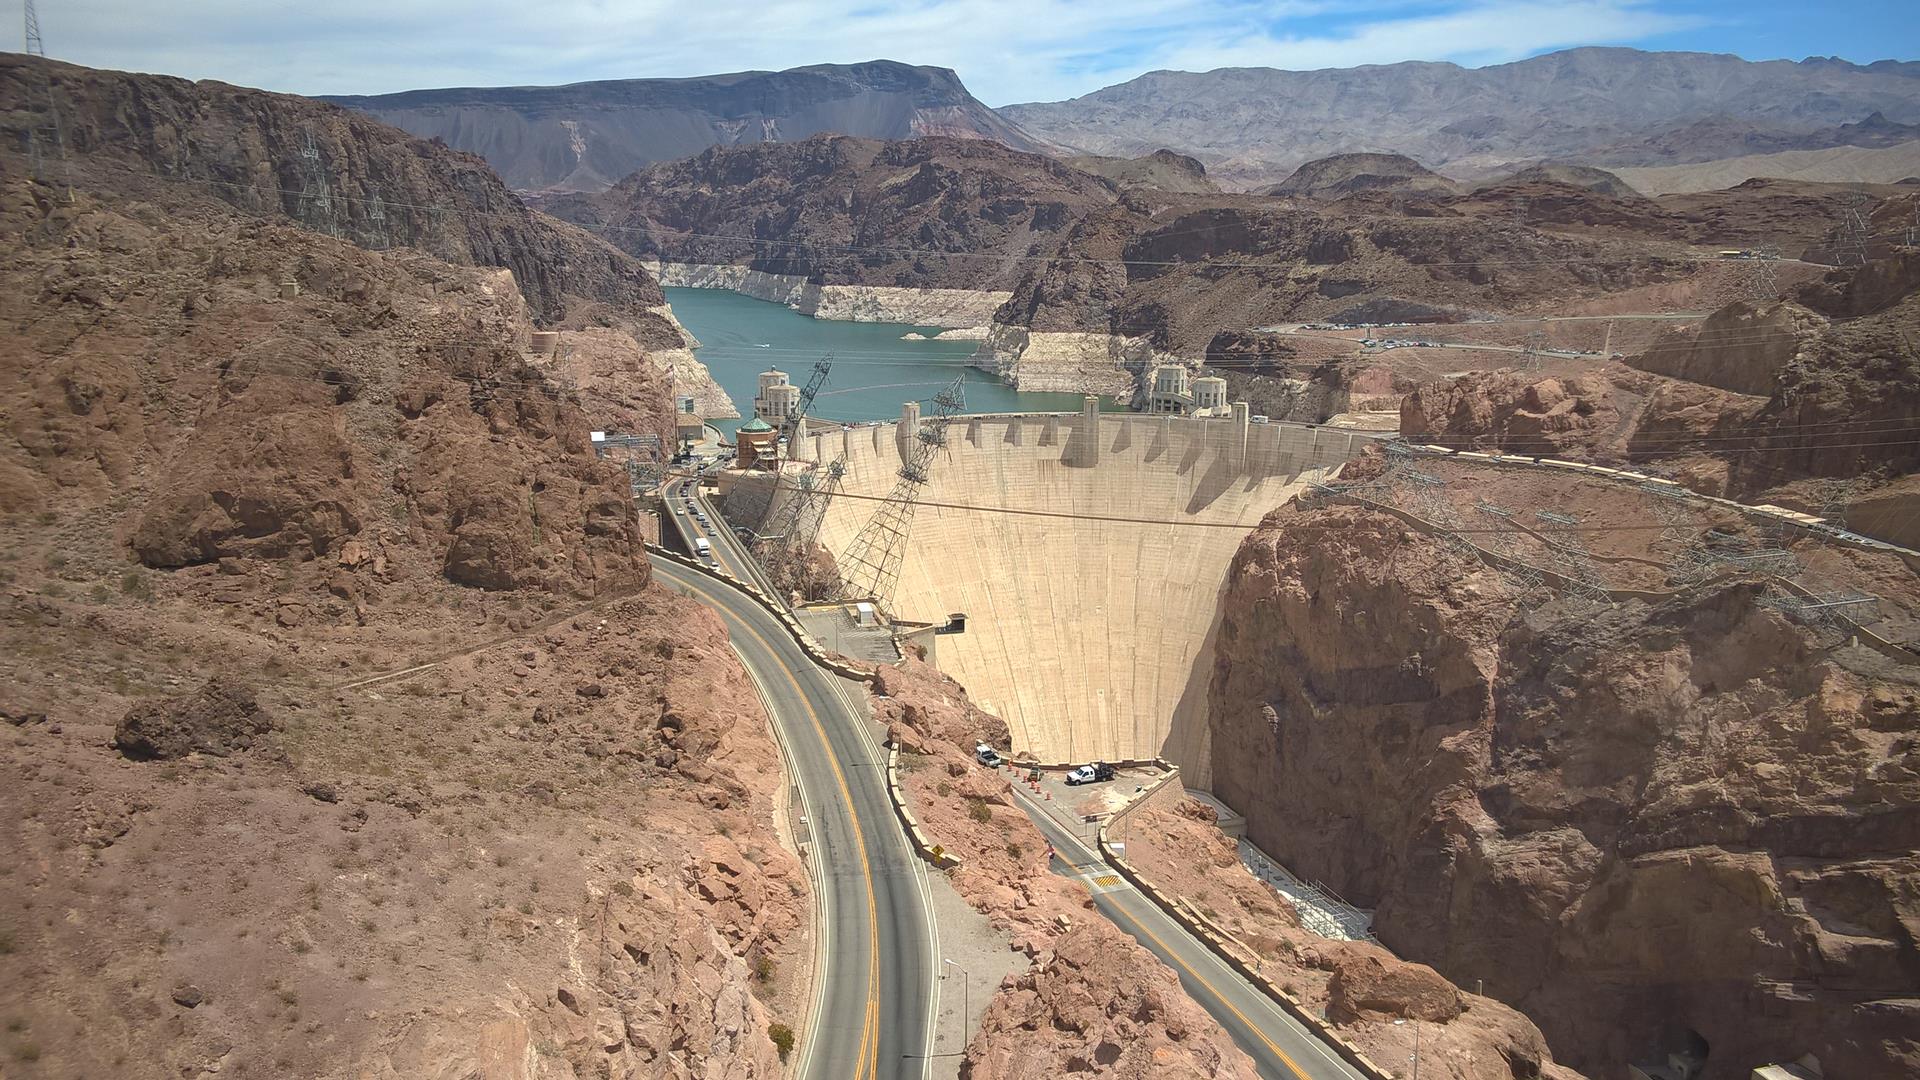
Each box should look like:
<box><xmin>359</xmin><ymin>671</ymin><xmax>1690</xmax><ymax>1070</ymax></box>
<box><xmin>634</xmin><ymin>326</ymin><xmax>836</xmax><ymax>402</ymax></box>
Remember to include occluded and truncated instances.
<box><xmin>786</xmin><ymin>400</ymin><xmax>1371</xmax><ymax>777</ymax></box>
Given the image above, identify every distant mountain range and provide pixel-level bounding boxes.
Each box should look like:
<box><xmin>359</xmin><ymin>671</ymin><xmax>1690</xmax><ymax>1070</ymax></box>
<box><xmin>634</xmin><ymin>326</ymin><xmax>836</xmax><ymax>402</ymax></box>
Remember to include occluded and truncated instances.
<box><xmin>322</xmin><ymin>61</ymin><xmax>1047</xmax><ymax>193</ymax></box>
<box><xmin>1001</xmin><ymin>48</ymin><xmax>1920</xmax><ymax>189</ymax></box>
<box><xmin>328</xmin><ymin>48</ymin><xmax>1920</xmax><ymax>195</ymax></box>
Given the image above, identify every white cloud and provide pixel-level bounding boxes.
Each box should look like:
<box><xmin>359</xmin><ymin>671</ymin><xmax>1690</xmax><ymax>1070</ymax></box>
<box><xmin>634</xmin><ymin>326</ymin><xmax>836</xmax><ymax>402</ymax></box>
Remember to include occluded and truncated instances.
<box><xmin>42</xmin><ymin>0</ymin><xmax>1704</xmax><ymax>105</ymax></box>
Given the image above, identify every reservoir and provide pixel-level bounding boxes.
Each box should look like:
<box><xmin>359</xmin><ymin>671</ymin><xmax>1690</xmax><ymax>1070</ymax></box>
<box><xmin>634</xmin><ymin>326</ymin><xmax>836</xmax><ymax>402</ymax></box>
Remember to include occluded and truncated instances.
<box><xmin>663</xmin><ymin>287</ymin><xmax>1103</xmax><ymax>433</ymax></box>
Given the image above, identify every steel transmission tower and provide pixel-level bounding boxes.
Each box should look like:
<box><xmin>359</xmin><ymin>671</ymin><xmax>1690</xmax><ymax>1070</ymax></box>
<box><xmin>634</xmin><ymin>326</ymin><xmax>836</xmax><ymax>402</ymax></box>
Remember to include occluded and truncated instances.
<box><xmin>1835</xmin><ymin>186</ymin><xmax>1872</xmax><ymax>266</ymax></box>
<box><xmin>758</xmin><ymin>454</ymin><xmax>846</xmax><ymax>556</ymax></box>
<box><xmin>25</xmin><ymin>0</ymin><xmax>44</xmax><ymax>54</ymax></box>
<box><xmin>837</xmin><ymin>376</ymin><xmax>966</xmax><ymax>606</ymax></box>
<box><xmin>785</xmin><ymin>357</ymin><xmax>832</xmax><ymax>448</ymax></box>
<box><xmin>1738</xmin><ymin>246</ymin><xmax>1780</xmax><ymax>301</ymax></box>
<box><xmin>21</xmin><ymin>0</ymin><xmax>72</xmax><ymax>202</ymax></box>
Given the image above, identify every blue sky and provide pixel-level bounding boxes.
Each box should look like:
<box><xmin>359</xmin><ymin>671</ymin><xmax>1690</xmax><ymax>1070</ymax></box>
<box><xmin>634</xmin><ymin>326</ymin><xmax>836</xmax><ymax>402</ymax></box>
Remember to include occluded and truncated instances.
<box><xmin>30</xmin><ymin>0</ymin><xmax>1920</xmax><ymax>105</ymax></box>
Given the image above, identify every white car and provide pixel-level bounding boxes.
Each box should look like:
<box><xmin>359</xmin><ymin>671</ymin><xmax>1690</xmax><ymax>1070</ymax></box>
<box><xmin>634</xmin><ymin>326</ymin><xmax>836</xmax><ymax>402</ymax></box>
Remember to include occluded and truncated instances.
<box><xmin>1065</xmin><ymin>762</ymin><xmax>1116</xmax><ymax>785</ymax></box>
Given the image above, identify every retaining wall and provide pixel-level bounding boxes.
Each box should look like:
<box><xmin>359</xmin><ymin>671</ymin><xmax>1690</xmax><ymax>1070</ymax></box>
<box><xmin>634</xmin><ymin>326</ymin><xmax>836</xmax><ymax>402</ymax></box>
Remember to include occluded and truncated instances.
<box><xmin>885</xmin><ymin>747</ymin><xmax>964</xmax><ymax>871</ymax></box>
<box><xmin>1093</xmin><ymin>806</ymin><xmax>1393</xmax><ymax>1080</ymax></box>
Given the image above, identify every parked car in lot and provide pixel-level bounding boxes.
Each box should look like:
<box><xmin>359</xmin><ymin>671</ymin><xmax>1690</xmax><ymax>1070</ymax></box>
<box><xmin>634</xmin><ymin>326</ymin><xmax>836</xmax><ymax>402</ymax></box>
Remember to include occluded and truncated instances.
<box><xmin>1065</xmin><ymin>762</ymin><xmax>1116</xmax><ymax>785</ymax></box>
<box><xmin>974</xmin><ymin>743</ymin><xmax>1003</xmax><ymax>767</ymax></box>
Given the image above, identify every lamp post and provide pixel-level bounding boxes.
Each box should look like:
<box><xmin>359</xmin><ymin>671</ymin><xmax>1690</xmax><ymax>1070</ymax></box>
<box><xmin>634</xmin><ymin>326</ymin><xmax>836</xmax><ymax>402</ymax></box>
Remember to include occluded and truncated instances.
<box><xmin>1392</xmin><ymin>1018</ymin><xmax>1420</xmax><ymax>1080</ymax></box>
<box><xmin>943</xmin><ymin>958</ymin><xmax>968</xmax><ymax>1054</ymax></box>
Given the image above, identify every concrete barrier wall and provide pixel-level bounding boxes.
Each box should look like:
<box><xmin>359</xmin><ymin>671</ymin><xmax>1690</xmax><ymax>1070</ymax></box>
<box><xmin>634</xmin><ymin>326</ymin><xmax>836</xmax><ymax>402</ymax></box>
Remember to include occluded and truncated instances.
<box><xmin>885</xmin><ymin>747</ymin><xmax>964</xmax><ymax>870</ymax></box>
<box><xmin>1093</xmin><ymin>824</ymin><xmax>1393</xmax><ymax>1080</ymax></box>
<box><xmin>645</xmin><ymin>544</ymin><xmax>878</xmax><ymax>684</ymax></box>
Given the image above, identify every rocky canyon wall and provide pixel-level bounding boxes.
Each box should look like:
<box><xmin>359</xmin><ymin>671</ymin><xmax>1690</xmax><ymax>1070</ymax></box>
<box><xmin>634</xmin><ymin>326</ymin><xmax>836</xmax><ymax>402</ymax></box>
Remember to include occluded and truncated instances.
<box><xmin>648</xmin><ymin>260</ymin><xmax>1010</xmax><ymax>326</ymax></box>
<box><xmin>1203</xmin><ymin>483</ymin><xmax>1920</xmax><ymax>1079</ymax></box>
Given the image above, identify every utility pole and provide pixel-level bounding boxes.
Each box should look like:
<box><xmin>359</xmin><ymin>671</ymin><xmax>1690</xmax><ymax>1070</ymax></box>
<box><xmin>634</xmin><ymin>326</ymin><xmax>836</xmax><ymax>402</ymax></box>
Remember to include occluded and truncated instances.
<box><xmin>941</xmin><ymin>959</ymin><xmax>968</xmax><ymax>1055</ymax></box>
<box><xmin>837</xmin><ymin>376</ymin><xmax>966</xmax><ymax>607</ymax></box>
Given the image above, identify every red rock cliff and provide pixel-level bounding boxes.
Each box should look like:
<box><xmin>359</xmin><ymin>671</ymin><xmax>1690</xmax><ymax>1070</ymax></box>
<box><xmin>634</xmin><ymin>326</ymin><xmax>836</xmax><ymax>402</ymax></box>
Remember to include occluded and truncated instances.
<box><xmin>1204</xmin><ymin>492</ymin><xmax>1920</xmax><ymax>1079</ymax></box>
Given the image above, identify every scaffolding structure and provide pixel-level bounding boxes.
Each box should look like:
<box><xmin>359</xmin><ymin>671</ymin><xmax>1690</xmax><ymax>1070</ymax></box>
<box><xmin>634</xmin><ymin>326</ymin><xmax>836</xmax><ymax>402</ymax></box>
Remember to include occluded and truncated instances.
<box><xmin>1759</xmin><ymin>590</ymin><xmax>1880</xmax><ymax>629</ymax></box>
<box><xmin>837</xmin><ymin>377</ymin><xmax>966</xmax><ymax>606</ymax></box>
<box><xmin>1238</xmin><ymin>840</ymin><xmax>1375</xmax><ymax>942</ymax></box>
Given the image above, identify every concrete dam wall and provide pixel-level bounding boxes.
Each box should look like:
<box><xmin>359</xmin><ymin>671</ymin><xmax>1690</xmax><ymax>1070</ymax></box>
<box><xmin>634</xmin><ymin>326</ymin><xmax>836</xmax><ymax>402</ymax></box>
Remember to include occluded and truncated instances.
<box><xmin>797</xmin><ymin>403</ymin><xmax>1371</xmax><ymax>779</ymax></box>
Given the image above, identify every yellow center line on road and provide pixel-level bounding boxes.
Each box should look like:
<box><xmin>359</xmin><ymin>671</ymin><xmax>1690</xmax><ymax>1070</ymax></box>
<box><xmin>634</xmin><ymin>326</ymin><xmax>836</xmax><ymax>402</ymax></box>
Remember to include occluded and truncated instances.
<box><xmin>1020</xmin><ymin>786</ymin><xmax>1319</xmax><ymax>1080</ymax></box>
<box><xmin>1104</xmin><ymin>899</ymin><xmax>1313</xmax><ymax>1080</ymax></box>
<box><xmin>669</xmin><ymin>568</ymin><xmax>885</xmax><ymax>1080</ymax></box>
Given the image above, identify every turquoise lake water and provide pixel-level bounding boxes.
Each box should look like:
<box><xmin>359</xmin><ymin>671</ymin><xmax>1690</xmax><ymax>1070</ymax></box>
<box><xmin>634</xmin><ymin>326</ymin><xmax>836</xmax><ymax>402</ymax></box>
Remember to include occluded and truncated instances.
<box><xmin>663</xmin><ymin>286</ymin><xmax>1106</xmax><ymax>434</ymax></box>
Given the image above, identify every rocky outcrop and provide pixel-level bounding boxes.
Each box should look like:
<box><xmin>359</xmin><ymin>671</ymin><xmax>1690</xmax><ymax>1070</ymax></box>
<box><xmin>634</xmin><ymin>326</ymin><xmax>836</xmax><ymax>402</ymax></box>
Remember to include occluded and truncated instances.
<box><xmin>1263</xmin><ymin>153</ymin><xmax>1462</xmax><ymax>200</ymax></box>
<box><xmin>546</xmin><ymin>134</ymin><xmax>1119</xmax><ymax>304</ymax></box>
<box><xmin>1491</xmin><ymin>164</ymin><xmax>1646</xmax><ymax>200</ymax></box>
<box><xmin>1395</xmin><ymin>368</ymin><xmax>1769</xmax><ymax>463</ymax></box>
<box><xmin>1064</xmin><ymin>148</ymin><xmax>1220</xmax><ymax>193</ymax></box>
<box><xmin>1612</xmin><ymin>254</ymin><xmax>1920</xmax><ymax>507</ymax></box>
<box><xmin>972</xmin><ymin>323</ymin><xmax>1158</xmax><ymax>396</ymax></box>
<box><xmin>325</xmin><ymin>60</ymin><xmax>1051</xmax><ymax>193</ymax></box>
<box><xmin>2</xmin><ymin>179</ymin><xmax>646</xmax><ymax>596</ymax></box>
<box><xmin>1204</xmin><ymin>480</ymin><xmax>1920</xmax><ymax>1079</ymax></box>
<box><xmin>0</xmin><ymin>54</ymin><xmax>665</xmax><ymax>326</ymax></box>
<box><xmin>1401</xmin><ymin>371</ymin><xmax>1635</xmax><ymax>456</ymax></box>
<box><xmin>1628</xmin><ymin>301</ymin><xmax>1823</xmax><ymax>395</ymax></box>
<box><xmin>114</xmin><ymin>677</ymin><xmax>270</xmax><ymax>760</ymax></box>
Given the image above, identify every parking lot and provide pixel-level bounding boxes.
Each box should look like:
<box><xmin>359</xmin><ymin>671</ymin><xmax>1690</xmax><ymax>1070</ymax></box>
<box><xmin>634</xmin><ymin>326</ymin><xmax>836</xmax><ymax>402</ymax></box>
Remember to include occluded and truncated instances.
<box><xmin>987</xmin><ymin>760</ymin><xmax>1170</xmax><ymax>847</ymax></box>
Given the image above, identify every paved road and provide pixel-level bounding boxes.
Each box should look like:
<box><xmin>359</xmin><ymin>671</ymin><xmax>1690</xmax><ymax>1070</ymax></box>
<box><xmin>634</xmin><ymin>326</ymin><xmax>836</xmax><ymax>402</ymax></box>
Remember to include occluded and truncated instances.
<box><xmin>656</xmin><ymin>479</ymin><xmax>1364</xmax><ymax>1079</ymax></box>
<box><xmin>662</xmin><ymin>474</ymin><xmax>784</xmax><ymax>597</ymax></box>
<box><xmin>1008</xmin><ymin>782</ymin><xmax>1369</xmax><ymax>1080</ymax></box>
<box><xmin>651</xmin><ymin>519</ymin><xmax>936</xmax><ymax>1079</ymax></box>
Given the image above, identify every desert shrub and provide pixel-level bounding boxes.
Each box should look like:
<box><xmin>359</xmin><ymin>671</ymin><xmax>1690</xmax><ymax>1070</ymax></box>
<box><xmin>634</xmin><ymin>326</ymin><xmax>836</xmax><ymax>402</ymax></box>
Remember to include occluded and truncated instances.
<box><xmin>768</xmin><ymin>1022</ymin><xmax>794</xmax><ymax>1061</ymax></box>
<box><xmin>966</xmin><ymin>799</ymin><xmax>992</xmax><ymax>824</ymax></box>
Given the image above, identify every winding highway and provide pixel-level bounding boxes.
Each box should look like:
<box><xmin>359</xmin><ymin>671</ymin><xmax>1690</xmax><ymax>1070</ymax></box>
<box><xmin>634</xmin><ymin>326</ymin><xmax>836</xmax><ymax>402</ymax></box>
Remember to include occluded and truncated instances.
<box><xmin>655</xmin><ymin>475</ymin><xmax>937</xmax><ymax>1080</ymax></box>
<box><xmin>1011</xmin><ymin>783</ymin><xmax>1369</xmax><ymax>1080</ymax></box>
<box><xmin>655</xmin><ymin>471</ymin><xmax>1369</xmax><ymax>1080</ymax></box>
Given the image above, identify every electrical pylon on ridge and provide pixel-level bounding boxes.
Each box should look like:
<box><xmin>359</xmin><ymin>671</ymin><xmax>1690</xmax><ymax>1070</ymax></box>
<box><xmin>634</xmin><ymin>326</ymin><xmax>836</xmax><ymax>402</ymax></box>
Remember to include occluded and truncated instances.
<box><xmin>1834</xmin><ymin>186</ymin><xmax>1873</xmax><ymax>267</ymax></box>
<box><xmin>21</xmin><ymin>0</ymin><xmax>73</xmax><ymax>203</ymax></box>
<box><xmin>836</xmin><ymin>376</ymin><xmax>966</xmax><ymax>607</ymax></box>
